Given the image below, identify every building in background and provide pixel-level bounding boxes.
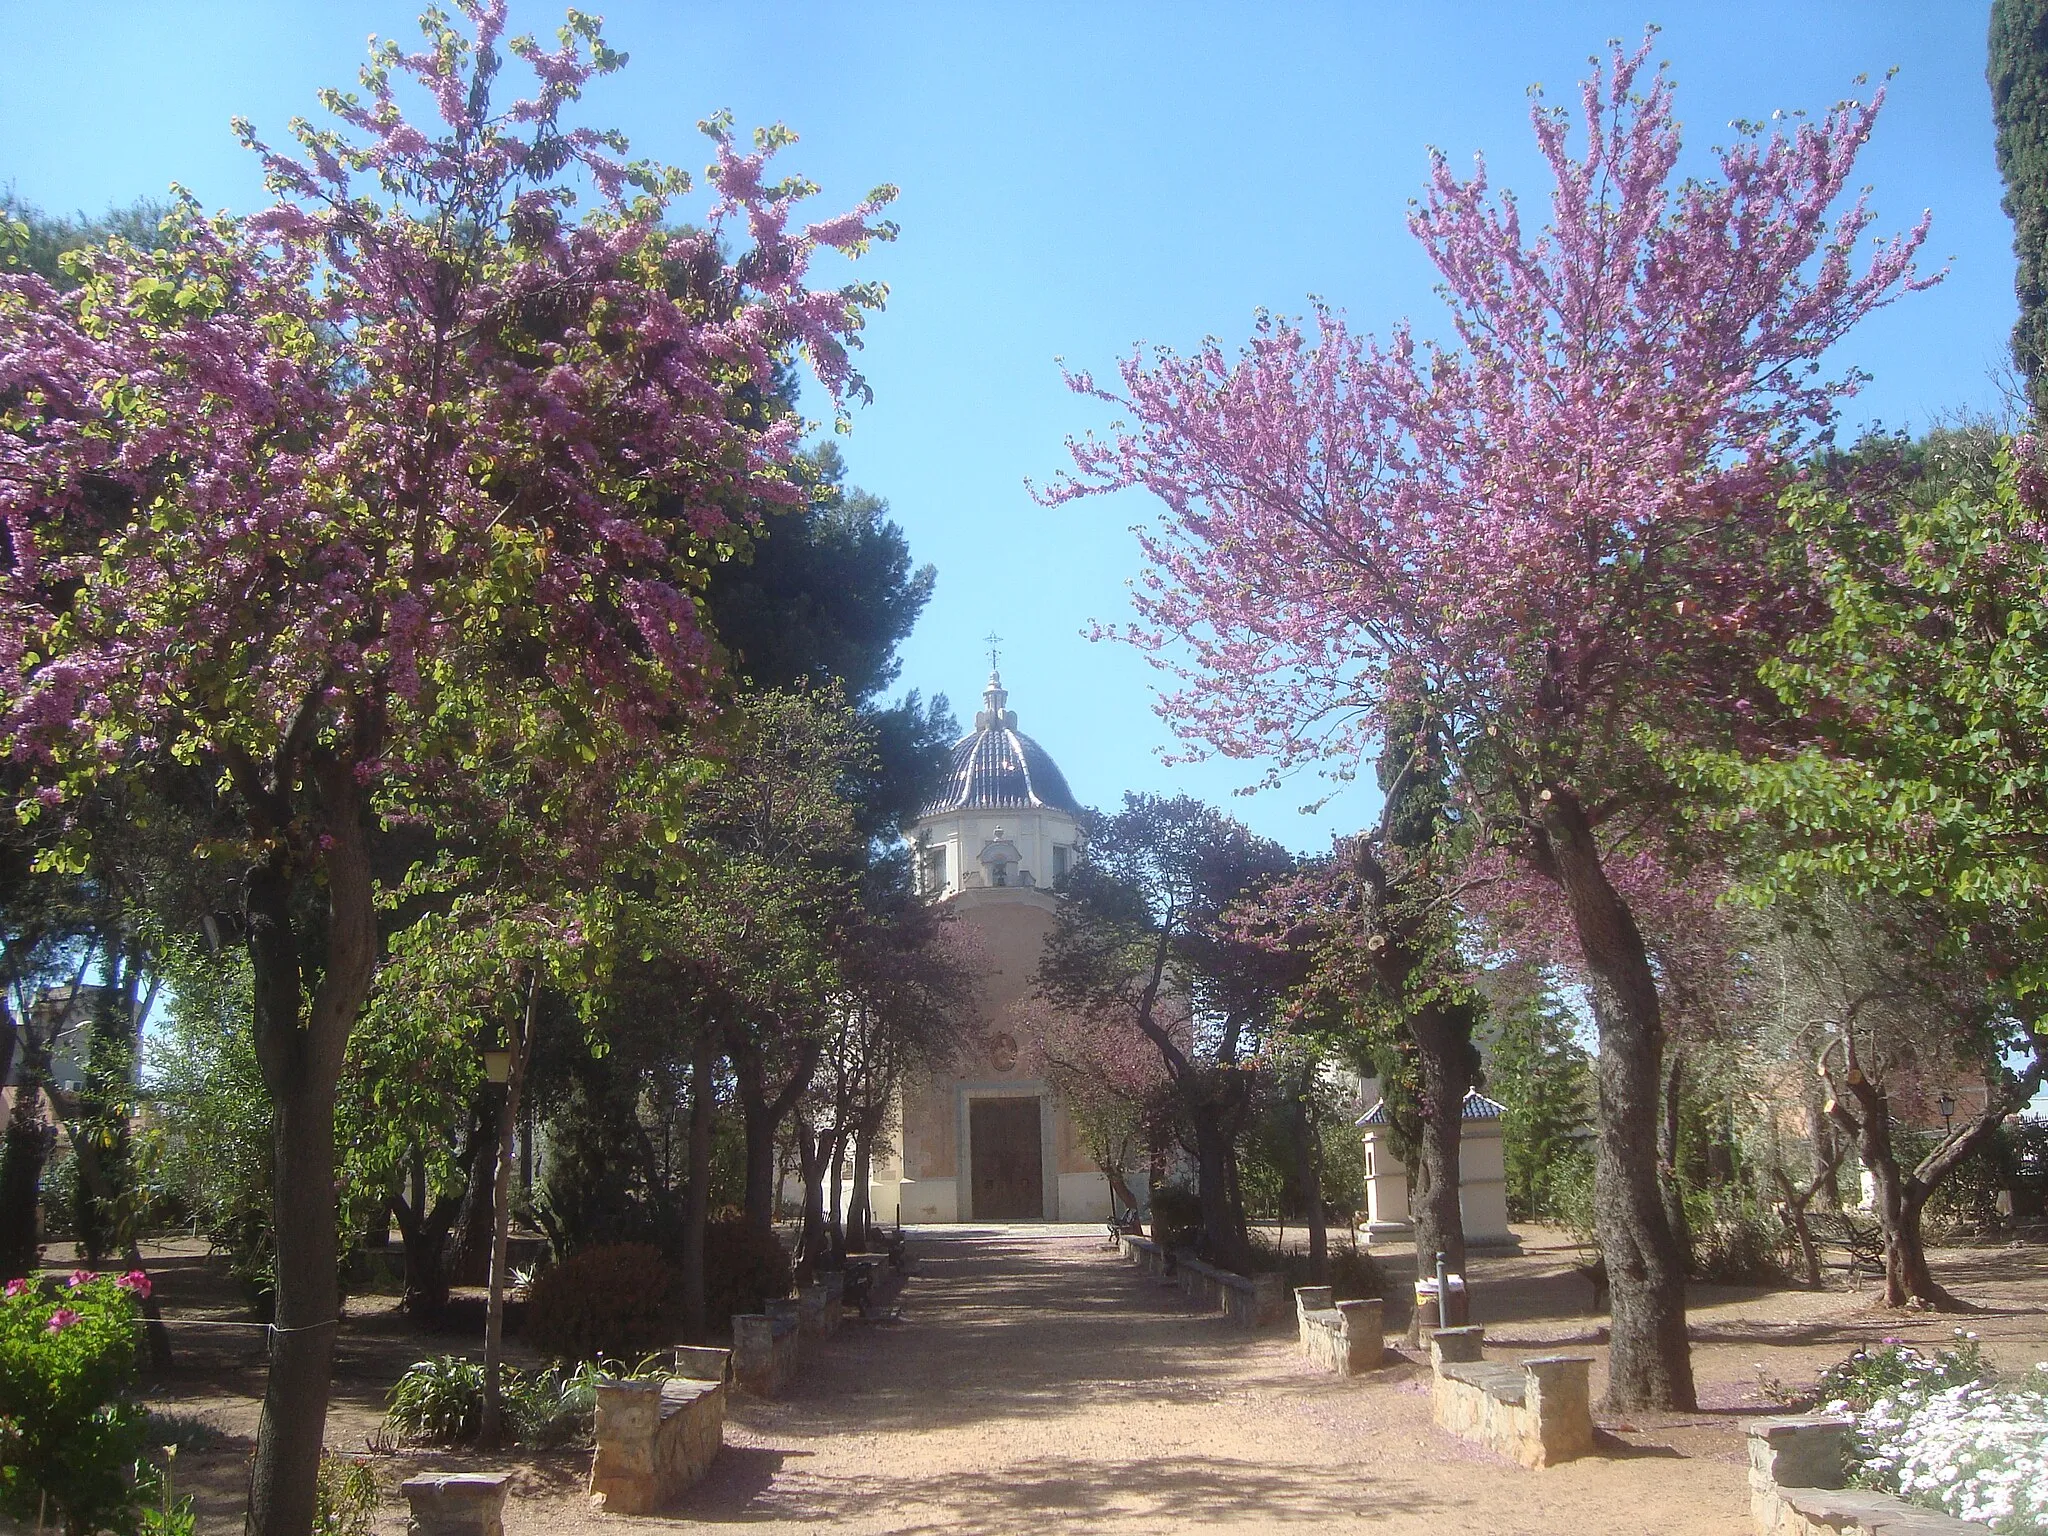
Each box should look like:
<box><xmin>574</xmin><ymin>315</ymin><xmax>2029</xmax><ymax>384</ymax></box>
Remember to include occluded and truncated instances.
<box><xmin>865</xmin><ymin>669</ymin><xmax>1134</xmax><ymax>1223</ymax></box>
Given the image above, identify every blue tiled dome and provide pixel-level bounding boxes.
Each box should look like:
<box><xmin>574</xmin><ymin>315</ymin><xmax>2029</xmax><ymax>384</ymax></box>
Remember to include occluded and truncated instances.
<box><xmin>915</xmin><ymin>672</ymin><xmax>1082</xmax><ymax>820</ymax></box>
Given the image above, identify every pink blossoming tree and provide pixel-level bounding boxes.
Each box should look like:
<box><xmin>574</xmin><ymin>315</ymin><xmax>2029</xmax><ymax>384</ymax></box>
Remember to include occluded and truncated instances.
<box><xmin>0</xmin><ymin>5</ymin><xmax>893</xmax><ymax>1529</ymax></box>
<box><xmin>1044</xmin><ymin>40</ymin><xmax>1930</xmax><ymax>1410</ymax></box>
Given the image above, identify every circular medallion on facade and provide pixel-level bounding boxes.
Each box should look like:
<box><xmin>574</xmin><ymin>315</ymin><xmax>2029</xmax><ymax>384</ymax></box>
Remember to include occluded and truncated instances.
<box><xmin>988</xmin><ymin>1032</ymin><xmax>1018</xmax><ymax>1071</ymax></box>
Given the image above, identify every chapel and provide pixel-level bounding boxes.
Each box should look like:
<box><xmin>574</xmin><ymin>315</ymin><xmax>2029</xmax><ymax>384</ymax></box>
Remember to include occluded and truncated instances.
<box><xmin>861</xmin><ymin>667</ymin><xmax>1128</xmax><ymax>1223</ymax></box>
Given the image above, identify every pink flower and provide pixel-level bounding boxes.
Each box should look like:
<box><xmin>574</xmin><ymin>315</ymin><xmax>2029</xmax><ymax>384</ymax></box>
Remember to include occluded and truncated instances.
<box><xmin>3</xmin><ymin>1278</ymin><xmax>30</xmax><ymax>1299</ymax></box>
<box><xmin>46</xmin><ymin>1308</ymin><xmax>80</xmax><ymax>1334</ymax></box>
<box><xmin>117</xmin><ymin>1270</ymin><xmax>152</xmax><ymax>1299</ymax></box>
<box><xmin>66</xmin><ymin>1269</ymin><xmax>95</xmax><ymax>1289</ymax></box>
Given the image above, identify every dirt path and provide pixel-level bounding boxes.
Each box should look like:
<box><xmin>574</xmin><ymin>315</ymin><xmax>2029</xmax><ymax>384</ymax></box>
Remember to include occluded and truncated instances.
<box><xmin>491</xmin><ymin>1226</ymin><xmax>1756</xmax><ymax>1534</ymax></box>
<box><xmin>142</xmin><ymin>1223</ymin><xmax>2048</xmax><ymax>1534</ymax></box>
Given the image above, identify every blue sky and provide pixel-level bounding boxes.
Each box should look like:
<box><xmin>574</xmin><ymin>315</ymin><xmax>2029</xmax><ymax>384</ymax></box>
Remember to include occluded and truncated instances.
<box><xmin>0</xmin><ymin>2</ymin><xmax>2016</xmax><ymax>853</ymax></box>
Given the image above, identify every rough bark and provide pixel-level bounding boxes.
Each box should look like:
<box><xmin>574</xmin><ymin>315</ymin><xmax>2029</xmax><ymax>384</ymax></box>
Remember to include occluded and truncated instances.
<box><xmin>1190</xmin><ymin>1078</ymin><xmax>1252</xmax><ymax>1274</ymax></box>
<box><xmin>1409</xmin><ymin>1003</ymin><xmax>1472</xmax><ymax>1280</ymax></box>
<box><xmin>680</xmin><ymin>1031</ymin><xmax>716</xmax><ymax>1340</ymax></box>
<box><xmin>1658</xmin><ymin>1047</ymin><xmax>1692</xmax><ymax>1273</ymax></box>
<box><xmin>1288</xmin><ymin>1081</ymin><xmax>1328</xmax><ymax>1283</ymax></box>
<box><xmin>245</xmin><ymin>767</ymin><xmax>378</xmax><ymax>1536</ymax></box>
<box><xmin>845</xmin><ymin>1115</ymin><xmax>875</xmax><ymax>1252</ymax></box>
<box><xmin>1541</xmin><ymin>793</ymin><xmax>1696</xmax><ymax>1412</ymax></box>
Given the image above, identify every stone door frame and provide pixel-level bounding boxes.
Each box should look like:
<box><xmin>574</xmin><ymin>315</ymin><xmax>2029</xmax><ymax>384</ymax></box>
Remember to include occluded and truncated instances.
<box><xmin>954</xmin><ymin>1079</ymin><xmax>1058</xmax><ymax>1222</ymax></box>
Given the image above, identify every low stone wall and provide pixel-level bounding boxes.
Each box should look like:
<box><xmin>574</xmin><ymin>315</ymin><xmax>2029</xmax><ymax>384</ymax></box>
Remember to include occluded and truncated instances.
<box><xmin>1114</xmin><ymin>1233</ymin><xmax>1287</xmax><ymax>1328</ymax></box>
<box><xmin>1428</xmin><ymin>1325</ymin><xmax>1593</xmax><ymax>1469</ymax></box>
<box><xmin>401</xmin><ymin>1473</ymin><xmax>510</xmax><ymax>1536</ymax></box>
<box><xmin>1293</xmin><ymin>1286</ymin><xmax>1384</xmax><ymax>1375</ymax></box>
<box><xmin>1748</xmin><ymin>1416</ymin><xmax>1980</xmax><ymax>1536</ymax></box>
<box><xmin>586</xmin><ymin>1347</ymin><xmax>730</xmax><ymax>1516</ymax></box>
<box><xmin>732</xmin><ymin>1303</ymin><xmax>802</xmax><ymax>1398</ymax></box>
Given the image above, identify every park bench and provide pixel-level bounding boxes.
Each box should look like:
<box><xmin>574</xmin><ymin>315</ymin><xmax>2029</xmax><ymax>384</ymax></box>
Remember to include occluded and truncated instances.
<box><xmin>1747</xmin><ymin>1416</ymin><xmax>1981</xmax><ymax>1536</ymax></box>
<box><xmin>1114</xmin><ymin>1233</ymin><xmax>1288</xmax><ymax>1328</ymax></box>
<box><xmin>1294</xmin><ymin>1285</ymin><xmax>1385</xmax><ymax>1375</ymax></box>
<box><xmin>732</xmin><ymin>1300</ymin><xmax>801</xmax><ymax>1397</ymax></box>
<box><xmin>586</xmin><ymin>1346</ymin><xmax>730</xmax><ymax>1515</ymax></box>
<box><xmin>1428</xmin><ymin>1325</ymin><xmax>1594</xmax><ymax>1469</ymax></box>
<box><xmin>1804</xmin><ymin>1211</ymin><xmax>1885</xmax><ymax>1285</ymax></box>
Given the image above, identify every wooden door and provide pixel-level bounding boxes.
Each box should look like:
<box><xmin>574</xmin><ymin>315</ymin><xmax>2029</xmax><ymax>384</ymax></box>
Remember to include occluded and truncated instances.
<box><xmin>970</xmin><ymin>1097</ymin><xmax>1044</xmax><ymax>1219</ymax></box>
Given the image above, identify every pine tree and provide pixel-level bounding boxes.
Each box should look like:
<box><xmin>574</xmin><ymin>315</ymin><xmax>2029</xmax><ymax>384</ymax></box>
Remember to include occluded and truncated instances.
<box><xmin>1992</xmin><ymin>0</ymin><xmax>2048</xmax><ymax>415</ymax></box>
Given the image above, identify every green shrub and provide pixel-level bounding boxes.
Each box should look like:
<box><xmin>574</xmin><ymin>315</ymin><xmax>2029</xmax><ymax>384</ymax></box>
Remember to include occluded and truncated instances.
<box><xmin>1148</xmin><ymin>1184</ymin><xmax>1201</xmax><ymax>1251</ymax></box>
<box><xmin>1245</xmin><ymin>1232</ymin><xmax>1383</xmax><ymax>1299</ymax></box>
<box><xmin>314</xmin><ymin>1457</ymin><xmax>378</xmax><ymax>1536</ymax></box>
<box><xmin>0</xmin><ymin>1270</ymin><xmax>152</xmax><ymax>1536</ymax></box>
<box><xmin>704</xmin><ymin>1220</ymin><xmax>791</xmax><ymax>1328</ymax></box>
<box><xmin>384</xmin><ymin>1355</ymin><xmax>485</xmax><ymax>1445</ymax></box>
<box><xmin>1687</xmin><ymin>1186</ymin><xmax>1791</xmax><ymax>1285</ymax></box>
<box><xmin>521</xmin><ymin>1242</ymin><xmax>677</xmax><ymax>1365</ymax></box>
<box><xmin>385</xmin><ymin>1354</ymin><xmax>666</xmax><ymax>1449</ymax></box>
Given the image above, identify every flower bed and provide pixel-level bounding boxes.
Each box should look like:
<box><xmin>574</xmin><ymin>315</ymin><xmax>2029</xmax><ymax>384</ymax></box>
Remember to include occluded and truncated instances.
<box><xmin>0</xmin><ymin>1268</ymin><xmax>159</xmax><ymax>1534</ymax></box>
<box><xmin>1817</xmin><ymin>1332</ymin><xmax>2048</xmax><ymax>1535</ymax></box>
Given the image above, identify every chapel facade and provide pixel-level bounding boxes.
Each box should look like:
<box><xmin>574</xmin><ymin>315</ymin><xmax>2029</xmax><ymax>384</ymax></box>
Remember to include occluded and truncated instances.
<box><xmin>861</xmin><ymin>669</ymin><xmax>1128</xmax><ymax>1224</ymax></box>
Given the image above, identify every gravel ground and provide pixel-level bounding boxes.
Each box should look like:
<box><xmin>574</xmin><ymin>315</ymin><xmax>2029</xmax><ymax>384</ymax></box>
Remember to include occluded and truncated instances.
<box><xmin>135</xmin><ymin>1223</ymin><xmax>2048</xmax><ymax>1534</ymax></box>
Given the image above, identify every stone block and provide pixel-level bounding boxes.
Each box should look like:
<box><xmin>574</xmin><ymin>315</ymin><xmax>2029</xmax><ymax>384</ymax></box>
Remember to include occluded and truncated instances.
<box><xmin>588</xmin><ymin>1375</ymin><xmax>726</xmax><ymax>1516</ymax></box>
<box><xmin>673</xmin><ymin>1344</ymin><xmax>732</xmax><ymax>1382</ymax></box>
<box><xmin>1521</xmin><ymin>1356</ymin><xmax>1595</xmax><ymax>1465</ymax></box>
<box><xmin>1430</xmin><ymin>1325</ymin><xmax>1486</xmax><ymax>1367</ymax></box>
<box><xmin>402</xmin><ymin>1473</ymin><xmax>510</xmax><ymax>1536</ymax></box>
<box><xmin>732</xmin><ymin>1312</ymin><xmax>799</xmax><ymax>1398</ymax></box>
<box><xmin>798</xmin><ymin>1284</ymin><xmax>829</xmax><ymax>1336</ymax></box>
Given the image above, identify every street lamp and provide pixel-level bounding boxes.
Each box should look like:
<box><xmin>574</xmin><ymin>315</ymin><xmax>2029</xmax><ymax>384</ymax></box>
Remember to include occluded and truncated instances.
<box><xmin>1936</xmin><ymin>1090</ymin><xmax>1956</xmax><ymax>1134</ymax></box>
<box><xmin>481</xmin><ymin>1043</ymin><xmax>513</xmax><ymax>1085</ymax></box>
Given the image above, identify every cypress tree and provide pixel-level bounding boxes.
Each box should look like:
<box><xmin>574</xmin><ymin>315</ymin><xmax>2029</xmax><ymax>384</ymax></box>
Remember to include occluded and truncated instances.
<box><xmin>1991</xmin><ymin>0</ymin><xmax>2048</xmax><ymax>416</ymax></box>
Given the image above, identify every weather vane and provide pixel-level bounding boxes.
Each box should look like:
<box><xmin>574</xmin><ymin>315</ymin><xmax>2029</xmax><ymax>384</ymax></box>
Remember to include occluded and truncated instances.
<box><xmin>985</xmin><ymin>631</ymin><xmax>1003</xmax><ymax>673</ymax></box>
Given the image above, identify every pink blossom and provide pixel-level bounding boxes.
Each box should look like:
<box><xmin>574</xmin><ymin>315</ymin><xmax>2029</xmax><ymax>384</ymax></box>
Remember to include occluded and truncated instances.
<box><xmin>45</xmin><ymin>1308</ymin><xmax>80</xmax><ymax>1333</ymax></box>
<box><xmin>66</xmin><ymin>1269</ymin><xmax>94</xmax><ymax>1289</ymax></box>
<box><xmin>3</xmin><ymin>1278</ymin><xmax>30</xmax><ymax>1299</ymax></box>
<box><xmin>117</xmin><ymin>1270</ymin><xmax>153</xmax><ymax>1299</ymax></box>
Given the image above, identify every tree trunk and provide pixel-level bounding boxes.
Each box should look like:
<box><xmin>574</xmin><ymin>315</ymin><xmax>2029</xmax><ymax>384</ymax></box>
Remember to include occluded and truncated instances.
<box><xmin>1190</xmin><ymin>1087</ymin><xmax>1251</xmax><ymax>1273</ymax></box>
<box><xmin>245</xmin><ymin>772</ymin><xmax>378</xmax><ymax>1536</ymax></box>
<box><xmin>389</xmin><ymin>1180</ymin><xmax>456</xmax><ymax>1321</ymax></box>
<box><xmin>1541</xmin><ymin>794</ymin><xmax>1695</xmax><ymax>1412</ymax></box>
<box><xmin>0</xmin><ymin>1074</ymin><xmax>54</xmax><ymax>1282</ymax></box>
<box><xmin>737</xmin><ymin>1065</ymin><xmax>778</xmax><ymax>1238</ymax></box>
<box><xmin>1288</xmin><ymin>1078</ymin><xmax>1328</xmax><ymax>1284</ymax></box>
<box><xmin>479</xmin><ymin>977</ymin><xmax>534</xmax><ymax>1451</ymax></box>
<box><xmin>827</xmin><ymin>1129</ymin><xmax>847</xmax><ymax>1254</ymax></box>
<box><xmin>441</xmin><ymin>1094</ymin><xmax>504</xmax><ymax>1288</ymax></box>
<box><xmin>1658</xmin><ymin>1047</ymin><xmax>1692</xmax><ymax>1274</ymax></box>
<box><xmin>845</xmin><ymin>1115</ymin><xmax>875</xmax><ymax>1252</ymax></box>
<box><xmin>1409</xmin><ymin>1003</ymin><xmax>1472</xmax><ymax>1280</ymax></box>
<box><xmin>794</xmin><ymin>1120</ymin><xmax>827</xmax><ymax>1285</ymax></box>
<box><xmin>681</xmin><ymin>1031</ymin><xmax>716</xmax><ymax>1341</ymax></box>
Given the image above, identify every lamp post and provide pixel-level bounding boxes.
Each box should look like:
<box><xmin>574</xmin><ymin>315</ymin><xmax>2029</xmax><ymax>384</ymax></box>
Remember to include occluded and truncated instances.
<box><xmin>1936</xmin><ymin>1091</ymin><xmax>1956</xmax><ymax>1136</ymax></box>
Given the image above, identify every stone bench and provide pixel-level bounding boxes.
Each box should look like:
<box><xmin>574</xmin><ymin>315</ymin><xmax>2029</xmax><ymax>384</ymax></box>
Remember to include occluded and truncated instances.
<box><xmin>402</xmin><ymin>1473</ymin><xmax>510</xmax><ymax>1536</ymax></box>
<box><xmin>586</xmin><ymin>1347</ymin><xmax>730</xmax><ymax>1515</ymax></box>
<box><xmin>1119</xmin><ymin>1232</ymin><xmax>1169</xmax><ymax>1274</ymax></box>
<box><xmin>1747</xmin><ymin>1416</ymin><xmax>1981</xmax><ymax>1536</ymax></box>
<box><xmin>798</xmin><ymin>1270</ymin><xmax>846</xmax><ymax>1337</ymax></box>
<box><xmin>732</xmin><ymin>1302</ymin><xmax>801</xmax><ymax>1398</ymax></box>
<box><xmin>1113</xmin><ymin>1234</ymin><xmax>1286</xmax><ymax>1327</ymax></box>
<box><xmin>1428</xmin><ymin>1325</ymin><xmax>1593</xmax><ymax>1468</ymax></box>
<box><xmin>1293</xmin><ymin>1286</ymin><xmax>1385</xmax><ymax>1374</ymax></box>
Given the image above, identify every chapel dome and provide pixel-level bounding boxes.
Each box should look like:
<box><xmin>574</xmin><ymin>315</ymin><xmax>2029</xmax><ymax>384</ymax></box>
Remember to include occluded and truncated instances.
<box><xmin>915</xmin><ymin>671</ymin><xmax>1083</xmax><ymax>820</ymax></box>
